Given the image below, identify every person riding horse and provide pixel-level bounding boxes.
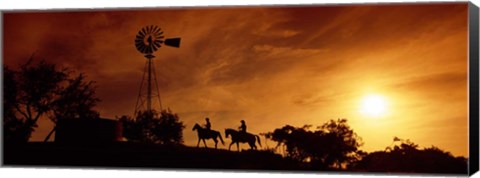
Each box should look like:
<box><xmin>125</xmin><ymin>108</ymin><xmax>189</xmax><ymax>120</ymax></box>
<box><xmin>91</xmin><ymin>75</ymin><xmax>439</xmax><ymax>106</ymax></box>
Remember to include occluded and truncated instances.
<box><xmin>239</xmin><ymin>120</ymin><xmax>247</xmax><ymax>133</ymax></box>
<box><xmin>237</xmin><ymin>120</ymin><xmax>248</xmax><ymax>138</ymax></box>
<box><xmin>205</xmin><ymin>117</ymin><xmax>211</xmax><ymax>131</ymax></box>
<box><xmin>224</xmin><ymin>119</ymin><xmax>261</xmax><ymax>151</ymax></box>
<box><xmin>193</xmin><ymin>118</ymin><xmax>224</xmax><ymax>149</ymax></box>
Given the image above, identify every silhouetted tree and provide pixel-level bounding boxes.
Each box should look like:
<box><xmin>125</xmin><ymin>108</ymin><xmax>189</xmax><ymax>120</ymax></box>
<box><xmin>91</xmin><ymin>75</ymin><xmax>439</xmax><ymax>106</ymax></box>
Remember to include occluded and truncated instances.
<box><xmin>119</xmin><ymin>109</ymin><xmax>185</xmax><ymax>145</ymax></box>
<box><xmin>3</xmin><ymin>67</ymin><xmax>30</xmax><ymax>142</ymax></box>
<box><xmin>351</xmin><ymin>137</ymin><xmax>468</xmax><ymax>174</ymax></box>
<box><xmin>264</xmin><ymin>119</ymin><xmax>363</xmax><ymax>170</ymax></box>
<box><xmin>153</xmin><ymin>110</ymin><xmax>185</xmax><ymax>144</ymax></box>
<box><xmin>44</xmin><ymin>74</ymin><xmax>101</xmax><ymax>141</ymax></box>
<box><xmin>3</xmin><ymin>58</ymin><xmax>100</xmax><ymax>142</ymax></box>
<box><xmin>3</xmin><ymin>59</ymin><xmax>66</xmax><ymax>142</ymax></box>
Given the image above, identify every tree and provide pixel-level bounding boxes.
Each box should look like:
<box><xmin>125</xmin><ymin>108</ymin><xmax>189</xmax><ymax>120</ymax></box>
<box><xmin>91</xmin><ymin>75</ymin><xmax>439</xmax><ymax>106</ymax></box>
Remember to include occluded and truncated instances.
<box><xmin>44</xmin><ymin>74</ymin><xmax>101</xmax><ymax>141</ymax></box>
<box><xmin>152</xmin><ymin>110</ymin><xmax>185</xmax><ymax>144</ymax></box>
<box><xmin>3</xmin><ymin>58</ymin><xmax>100</xmax><ymax>142</ymax></box>
<box><xmin>3</xmin><ymin>66</ymin><xmax>30</xmax><ymax>142</ymax></box>
<box><xmin>352</xmin><ymin>138</ymin><xmax>468</xmax><ymax>174</ymax></box>
<box><xmin>119</xmin><ymin>109</ymin><xmax>185</xmax><ymax>145</ymax></box>
<box><xmin>264</xmin><ymin>119</ymin><xmax>363</xmax><ymax>170</ymax></box>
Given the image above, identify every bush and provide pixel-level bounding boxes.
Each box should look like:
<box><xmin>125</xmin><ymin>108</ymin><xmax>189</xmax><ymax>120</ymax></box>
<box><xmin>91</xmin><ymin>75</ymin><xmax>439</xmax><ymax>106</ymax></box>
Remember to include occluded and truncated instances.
<box><xmin>119</xmin><ymin>109</ymin><xmax>185</xmax><ymax>145</ymax></box>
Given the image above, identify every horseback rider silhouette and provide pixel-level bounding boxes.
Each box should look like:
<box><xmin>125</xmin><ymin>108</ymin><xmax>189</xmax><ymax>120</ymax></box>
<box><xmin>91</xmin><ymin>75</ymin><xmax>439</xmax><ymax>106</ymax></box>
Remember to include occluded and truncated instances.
<box><xmin>205</xmin><ymin>117</ymin><xmax>211</xmax><ymax>131</ymax></box>
<box><xmin>225</xmin><ymin>120</ymin><xmax>261</xmax><ymax>151</ymax></box>
<box><xmin>192</xmin><ymin>117</ymin><xmax>225</xmax><ymax>149</ymax></box>
<box><xmin>239</xmin><ymin>120</ymin><xmax>247</xmax><ymax>134</ymax></box>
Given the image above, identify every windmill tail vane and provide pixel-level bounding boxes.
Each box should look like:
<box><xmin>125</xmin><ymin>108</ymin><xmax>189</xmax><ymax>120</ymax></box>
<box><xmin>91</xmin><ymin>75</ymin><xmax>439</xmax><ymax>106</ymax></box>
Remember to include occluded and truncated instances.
<box><xmin>164</xmin><ymin>38</ymin><xmax>181</xmax><ymax>48</ymax></box>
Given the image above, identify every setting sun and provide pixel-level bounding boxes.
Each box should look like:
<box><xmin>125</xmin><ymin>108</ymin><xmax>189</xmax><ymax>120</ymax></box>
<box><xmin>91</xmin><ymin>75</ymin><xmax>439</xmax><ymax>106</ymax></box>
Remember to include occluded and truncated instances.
<box><xmin>360</xmin><ymin>94</ymin><xmax>388</xmax><ymax>117</ymax></box>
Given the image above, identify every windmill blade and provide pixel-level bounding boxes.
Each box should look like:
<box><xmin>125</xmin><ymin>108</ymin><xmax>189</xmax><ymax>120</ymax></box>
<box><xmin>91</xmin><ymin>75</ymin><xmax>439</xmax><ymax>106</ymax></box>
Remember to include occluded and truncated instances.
<box><xmin>164</xmin><ymin>38</ymin><xmax>181</xmax><ymax>48</ymax></box>
<box><xmin>147</xmin><ymin>25</ymin><xmax>153</xmax><ymax>33</ymax></box>
<box><xmin>153</xmin><ymin>26</ymin><xmax>161</xmax><ymax>35</ymax></box>
<box><xmin>155</xmin><ymin>33</ymin><xmax>164</xmax><ymax>39</ymax></box>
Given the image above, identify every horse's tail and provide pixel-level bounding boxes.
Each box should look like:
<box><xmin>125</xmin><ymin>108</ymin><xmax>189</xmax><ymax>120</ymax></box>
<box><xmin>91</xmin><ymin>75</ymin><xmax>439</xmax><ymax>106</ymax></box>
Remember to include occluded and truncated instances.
<box><xmin>218</xmin><ymin>132</ymin><xmax>225</xmax><ymax>145</ymax></box>
<box><xmin>255</xmin><ymin>135</ymin><xmax>262</xmax><ymax>147</ymax></box>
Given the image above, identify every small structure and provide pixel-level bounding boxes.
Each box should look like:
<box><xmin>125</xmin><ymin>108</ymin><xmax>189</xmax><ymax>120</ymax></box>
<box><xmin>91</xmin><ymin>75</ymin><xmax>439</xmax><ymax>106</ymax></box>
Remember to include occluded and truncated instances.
<box><xmin>55</xmin><ymin>118</ymin><xmax>123</xmax><ymax>144</ymax></box>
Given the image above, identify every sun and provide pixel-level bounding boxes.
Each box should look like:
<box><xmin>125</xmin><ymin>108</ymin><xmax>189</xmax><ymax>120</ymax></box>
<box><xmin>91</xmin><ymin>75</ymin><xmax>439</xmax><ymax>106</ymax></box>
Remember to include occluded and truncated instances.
<box><xmin>360</xmin><ymin>94</ymin><xmax>388</xmax><ymax>117</ymax></box>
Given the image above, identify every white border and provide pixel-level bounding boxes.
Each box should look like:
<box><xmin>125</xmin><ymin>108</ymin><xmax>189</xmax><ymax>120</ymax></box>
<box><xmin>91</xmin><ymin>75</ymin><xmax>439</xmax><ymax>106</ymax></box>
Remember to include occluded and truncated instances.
<box><xmin>0</xmin><ymin>0</ymin><xmax>474</xmax><ymax>10</ymax></box>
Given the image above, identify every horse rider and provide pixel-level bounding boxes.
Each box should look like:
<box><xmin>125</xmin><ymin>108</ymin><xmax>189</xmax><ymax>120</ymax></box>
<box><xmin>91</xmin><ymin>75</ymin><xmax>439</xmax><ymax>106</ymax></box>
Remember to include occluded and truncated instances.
<box><xmin>239</xmin><ymin>120</ymin><xmax>247</xmax><ymax>134</ymax></box>
<box><xmin>205</xmin><ymin>117</ymin><xmax>211</xmax><ymax>131</ymax></box>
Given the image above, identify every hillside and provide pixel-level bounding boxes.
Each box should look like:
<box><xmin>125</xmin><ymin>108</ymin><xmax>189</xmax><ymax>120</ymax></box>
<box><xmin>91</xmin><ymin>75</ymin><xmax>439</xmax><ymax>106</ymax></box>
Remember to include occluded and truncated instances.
<box><xmin>4</xmin><ymin>142</ymin><xmax>308</xmax><ymax>171</ymax></box>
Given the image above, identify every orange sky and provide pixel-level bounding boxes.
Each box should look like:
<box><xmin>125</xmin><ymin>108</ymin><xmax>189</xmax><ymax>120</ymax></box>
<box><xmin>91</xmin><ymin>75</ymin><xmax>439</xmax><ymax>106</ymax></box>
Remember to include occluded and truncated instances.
<box><xmin>3</xmin><ymin>3</ymin><xmax>469</xmax><ymax>156</ymax></box>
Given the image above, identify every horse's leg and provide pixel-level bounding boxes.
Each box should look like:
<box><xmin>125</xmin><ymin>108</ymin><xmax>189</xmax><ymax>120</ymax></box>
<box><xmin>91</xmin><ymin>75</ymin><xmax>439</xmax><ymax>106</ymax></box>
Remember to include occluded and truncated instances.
<box><xmin>249</xmin><ymin>141</ymin><xmax>254</xmax><ymax>150</ymax></box>
<box><xmin>202</xmin><ymin>139</ymin><xmax>208</xmax><ymax>148</ymax></box>
<box><xmin>229</xmin><ymin>142</ymin><xmax>234</xmax><ymax>151</ymax></box>
<box><xmin>236</xmin><ymin>142</ymin><xmax>240</xmax><ymax>152</ymax></box>
<box><xmin>197</xmin><ymin>137</ymin><xmax>201</xmax><ymax>147</ymax></box>
<box><xmin>214</xmin><ymin>138</ymin><xmax>218</xmax><ymax>149</ymax></box>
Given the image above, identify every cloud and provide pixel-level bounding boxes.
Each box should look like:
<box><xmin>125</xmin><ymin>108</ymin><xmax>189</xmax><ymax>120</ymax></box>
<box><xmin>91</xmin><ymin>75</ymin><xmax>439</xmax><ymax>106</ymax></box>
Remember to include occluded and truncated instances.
<box><xmin>393</xmin><ymin>72</ymin><xmax>467</xmax><ymax>93</ymax></box>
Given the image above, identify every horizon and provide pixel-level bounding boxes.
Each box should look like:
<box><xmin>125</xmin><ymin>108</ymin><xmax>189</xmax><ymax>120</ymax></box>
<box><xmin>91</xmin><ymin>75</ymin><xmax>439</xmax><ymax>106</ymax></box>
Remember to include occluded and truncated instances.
<box><xmin>3</xmin><ymin>3</ymin><xmax>469</xmax><ymax>157</ymax></box>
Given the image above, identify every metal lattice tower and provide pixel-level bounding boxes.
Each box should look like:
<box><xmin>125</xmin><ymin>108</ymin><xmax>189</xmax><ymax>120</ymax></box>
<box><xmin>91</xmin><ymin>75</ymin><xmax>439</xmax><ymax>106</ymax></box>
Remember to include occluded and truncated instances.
<box><xmin>133</xmin><ymin>25</ymin><xmax>181</xmax><ymax>117</ymax></box>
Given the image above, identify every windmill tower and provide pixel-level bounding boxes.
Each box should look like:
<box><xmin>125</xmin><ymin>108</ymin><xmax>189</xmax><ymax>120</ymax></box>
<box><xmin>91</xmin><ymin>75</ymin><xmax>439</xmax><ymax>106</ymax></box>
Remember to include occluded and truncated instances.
<box><xmin>133</xmin><ymin>25</ymin><xmax>181</xmax><ymax>116</ymax></box>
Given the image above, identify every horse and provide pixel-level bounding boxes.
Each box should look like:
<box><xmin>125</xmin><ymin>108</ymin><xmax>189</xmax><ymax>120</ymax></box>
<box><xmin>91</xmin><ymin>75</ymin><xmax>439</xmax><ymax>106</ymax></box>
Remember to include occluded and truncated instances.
<box><xmin>192</xmin><ymin>123</ymin><xmax>225</xmax><ymax>149</ymax></box>
<box><xmin>224</xmin><ymin>128</ymin><xmax>261</xmax><ymax>151</ymax></box>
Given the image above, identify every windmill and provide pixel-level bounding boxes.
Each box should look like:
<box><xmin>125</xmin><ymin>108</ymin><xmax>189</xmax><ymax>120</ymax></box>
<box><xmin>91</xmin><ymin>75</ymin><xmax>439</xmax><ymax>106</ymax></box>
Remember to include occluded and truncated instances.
<box><xmin>133</xmin><ymin>25</ymin><xmax>181</xmax><ymax>116</ymax></box>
